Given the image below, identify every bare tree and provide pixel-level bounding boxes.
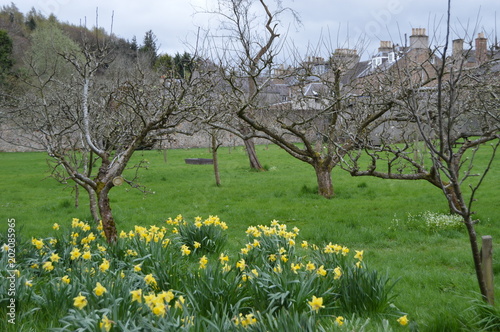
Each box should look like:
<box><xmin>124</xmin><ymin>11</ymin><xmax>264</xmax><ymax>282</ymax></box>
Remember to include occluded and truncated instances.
<box><xmin>200</xmin><ymin>0</ymin><xmax>299</xmax><ymax>171</ymax></box>
<box><xmin>2</xmin><ymin>23</ymin><xmax>207</xmax><ymax>242</ymax></box>
<box><xmin>345</xmin><ymin>1</ymin><xmax>500</xmax><ymax>299</ymax></box>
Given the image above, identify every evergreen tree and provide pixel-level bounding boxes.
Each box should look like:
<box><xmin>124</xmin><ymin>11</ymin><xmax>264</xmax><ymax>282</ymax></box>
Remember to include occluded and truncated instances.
<box><xmin>139</xmin><ymin>29</ymin><xmax>158</xmax><ymax>67</ymax></box>
<box><xmin>0</xmin><ymin>29</ymin><xmax>13</xmax><ymax>83</ymax></box>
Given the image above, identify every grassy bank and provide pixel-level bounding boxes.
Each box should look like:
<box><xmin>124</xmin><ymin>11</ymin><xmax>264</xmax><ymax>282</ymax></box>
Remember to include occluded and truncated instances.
<box><xmin>1</xmin><ymin>144</ymin><xmax>499</xmax><ymax>329</ymax></box>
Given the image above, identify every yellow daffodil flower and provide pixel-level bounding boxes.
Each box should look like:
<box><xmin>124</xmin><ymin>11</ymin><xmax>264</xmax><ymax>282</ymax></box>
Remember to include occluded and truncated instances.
<box><xmin>99</xmin><ymin>258</ymin><xmax>110</xmax><ymax>272</ymax></box>
<box><xmin>31</xmin><ymin>238</ymin><xmax>44</xmax><ymax>250</ymax></box>
<box><xmin>316</xmin><ymin>265</ymin><xmax>327</xmax><ymax>277</ymax></box>
<box><xmin>180</xmin><ymin>245</ymin><xmax>191</xmax><ymax>256</ymax></box>
<box><xmin>334</xmin><ymin>266</ymin><xmax>342</xmax><ymax>280</ymax></box>
<box><xmin>70</xmin><ymin>247</ymin><xmax>81</xmax><ymax>260</ymax></box>
<box><xmin>308</xmin><ymin>295</ymin><xmax>325</xmax><ymax>312</ymax></box>
<box><xmin>73</xmin><ymin>293</ymin><xmax>88</xmax><ymax>310</ymax></box>
<box><xmin>354</xmin><ymin>250</ymin><xmax>364</xmax><ymax>261</ymax></box>
<box><xmin>306</xmin><ymin>261</ymin><xmax>316</xmax><ymax>271</ymax></box>
<box><xmin>49</xmin><ymin>253</ymin><xmax>61</xmax><ymax>262</ymax></box>
<box><xmin>94</xmin><ymin>282</ymin><xmax>107</xmax><ymax>296</ymax></box>
<box><xmin>130</xmin><ymin>289</ymin><xmax>142</xmax><ymax>303</ymax></box>
<box><xmin>82</xmin><ymin>251</ymin><xmax>92</xmax><ymax>260</ymax></box>
<box><xmin>236</xmin><ymin>259</ymin><xmax>246</xmax><ymax>271</ymax></box>
<box><xmin>397</xmin><ymin>315</ymin><xmax>409</xmax><ymax>326</ymax></box>
<box><xmin>144</xmin><ymin>274</ymin><xmax>157</xmax><ymax>287</ymax></box>
<box><xmin>199</xmin><ymin>255</ymin><xmax>208</xmax><ymax>269</ymax></box>
<box><xmin>42</xmin><ymin>261</ymin><xmax>54</xmax><ymax>272</ymax></box>
<box><xmin>100</xmin><ymin>315</ymin><xmax>113</xmax><ymax>331</ymax></box>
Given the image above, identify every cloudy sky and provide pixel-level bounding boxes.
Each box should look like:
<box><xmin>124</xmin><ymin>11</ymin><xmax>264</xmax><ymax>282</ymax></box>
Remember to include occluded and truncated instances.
<box><xmin>12</xmin><ymin>0</ymin><xmax>500</xmax><ymax>59</ymax></box>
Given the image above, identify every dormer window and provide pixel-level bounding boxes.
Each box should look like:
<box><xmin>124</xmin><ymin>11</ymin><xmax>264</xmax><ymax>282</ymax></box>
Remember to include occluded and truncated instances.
<box><xmin>388</xmin><ymin>52</ymin><xmax>395</xmax><ymax>63</ymax></box>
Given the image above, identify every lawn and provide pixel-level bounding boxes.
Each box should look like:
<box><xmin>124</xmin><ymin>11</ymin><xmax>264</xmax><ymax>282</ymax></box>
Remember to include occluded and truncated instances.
<box><xmin>1</xmin><ymin>144</ymin><xmax>499</xmax><ymax>330</ymax></box>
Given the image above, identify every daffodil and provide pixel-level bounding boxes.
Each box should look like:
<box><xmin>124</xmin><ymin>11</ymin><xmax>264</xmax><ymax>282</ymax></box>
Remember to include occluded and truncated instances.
<box><xmin>52</xmin><ymin>223</ymin><xmax>60</xmax><ymax>230</ymax></box>
<box><xmin>333</xmin><ymin>266</ymin><xmax>342</xmax><ymax>280</ymax></box>
<box><xmin>73</xmin><ymin>293</ymin><xmax>88</xmax><ymax>310</ymax></box>
<box><xmin>70</xmin><ymin>247</ymin><xmax>81</xmax><ymax>260</ymax></box>
<box><xmin>316</xmin><ymin>265</ymin><xmax>327</xmax><ymax>277</ymax></box>
<box><xmin>94</xmin><ymin>282</ymin><xmax>107</xmax><ymax>296</ymax></box>
<box><xmin>193</xmin><ymin>241</ymin><xmax>201</xmax><ymax>249</ymax></box>
<box><xmin>291</xmin><ymin>263</ymin><xmax>301</xmax><ymax>274</ymax></box>
<box><xmin>199</xmin><ymin>255</ymin><xmax>208</xmax><ymax>269</ymax></box>
<box><xmin>235</xmin><ymin>313</ymin><xmax>257</xmax><ymax>327</ymax></box>
<box><xmin>99</xmin><ymin>258</ymin><xmax>110</xmax><ymax>272</ymax></box>
<box><xmin>82</xmin><ymin>251</ymin><xmax>92</xmax><ymax>260</ymax></box>
<box><xmin>335</xmin><ymin>316</ymin><xmax>344</xmax><ymax>326</ymax></box>
<box><xmin>175</xmin><ymin>295</ymin><xmax>185</xmax><ymax>310</ymax></box>
<box><xmin>180</xmin><ymin>244</ymin><xmax>191</xmax><ymax>256</ymax></box>
<box><xmin>61</xmin><ymin>275</ymin><xmax>71</xmax><ymax>284</ymax></box>
<box><xmin>134</xmin><ymin>264</ymin><xmax>142</xmax><ymax>272</ymax></box>
<box><xmin>236</xmin><ymin>259</ymin><xmax>246</xmax><ymax>271</ymax></box>
<box><xmin>130</xmin><ymin>289</ymin><xmax>142</xmax><ymax>303</ymax></box>
<box><xmin>144</xmin><ymin>274</ymin><xmax>158</xmax><ymax>287</ymax></box>
<box><xmin>158</xmin><ymin>290</ymin><xmax>175</xmax><ymax>303</ymax></box>
<box><xmin>49</xmin><ymin>252</ymin><xmax>60</xmax><ymax>262</ymax></box>
<box><xmin>152</xmin><ymin>303</ymin><xmax>166</xmax><ymax>316</ymax></box>
<box><xmin>100</xmin><ymin>315</ymin><xmax>113</xmax><ymax>331</ymax></box>
<box><xmin>219</xmin><ymin>253</ymin><xmax>229</xmax><ymax>263</ymax></box>
<box><xmin>397</xmin><ymin>315</ymin><xmax>409</xmax><ymax>326</ymax></box>
<box><xmin>308</xmin><ymin>295</ymin><xmax>325</xmax><ymax>312</ymax></box>
<box><xmin>31</xmin><ymin>238</ymin><xmax>44</xmax><ymax>250</ymax></box>
<box><xmin>42</xmin><ymin>261</ymin><xmax>54</xmax><ymax>272</ymax></box>
<box><xmin>306</xmin><ymin>261</ymin><xmax>316</xmax><ymax>271</ymax></box>
<box><xmin>354</xmin><ymin>250</ymin><xmax>364</xmax><ymax>261</ymax></box>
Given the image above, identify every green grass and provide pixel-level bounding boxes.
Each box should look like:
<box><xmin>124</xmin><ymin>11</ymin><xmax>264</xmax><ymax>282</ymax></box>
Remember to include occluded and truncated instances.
<box><xmin>1</xmin><ymin>144</ymin><xmax>500</xmax><ymax>329</ymax></box>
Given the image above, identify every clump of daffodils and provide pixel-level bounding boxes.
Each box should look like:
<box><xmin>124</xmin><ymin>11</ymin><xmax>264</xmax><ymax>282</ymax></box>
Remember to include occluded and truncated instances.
<box><xmin>2</xmin><ymin>216</ymin><xmax>404</xmax><ymax>331</ymax></box>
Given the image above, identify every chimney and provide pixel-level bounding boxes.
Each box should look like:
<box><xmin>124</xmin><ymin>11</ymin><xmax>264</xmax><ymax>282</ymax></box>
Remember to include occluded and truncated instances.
<box><xmin>409</xmin><ymin>28</ymin><xmax>428</xmax><ymax>50</ymax></box>
<box><xmin>332</xmin><ymin>49</ymin><xmax>360</xmax><ymax>69</ymax></box>
<box><xmin>378</xmin><ymin>41</ymin><xmax>393</xmax><ymax>53</ymax></box>
<box><xmin>452</xmin><ymin>39</ymin><xmax>463</xmax><ymax>58</ymax></box>
<box><xmin>475</xmin><ymin>32</ymin><xmax>488</xmax><ymax>64</ymax></box>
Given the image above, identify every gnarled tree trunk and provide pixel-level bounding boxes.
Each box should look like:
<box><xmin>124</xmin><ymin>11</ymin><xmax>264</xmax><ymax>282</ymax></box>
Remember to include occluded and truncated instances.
<box><xmin>96</xmin><ymin>182</ymin><xmax>117</xmax><ymax>243</ymax></box>
<box><xmin>313</xmin><ymin>160</ymin><xmax>334</xmax><ymax>198</ymax></box>
<box><xmin>243</xmin><ymin>137</ymin><xmax>264</xmax><ymax>171</ymax></box>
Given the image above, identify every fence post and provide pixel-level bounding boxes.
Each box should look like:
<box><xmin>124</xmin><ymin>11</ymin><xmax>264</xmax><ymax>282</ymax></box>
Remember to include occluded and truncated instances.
<box><xmin>481</xmin><ymin>235</ymin><xmax>494</xmax><ymax>305</ymax></box>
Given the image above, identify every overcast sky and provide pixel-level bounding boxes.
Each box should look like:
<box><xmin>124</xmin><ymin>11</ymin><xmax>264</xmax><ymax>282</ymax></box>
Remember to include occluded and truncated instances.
<box><xmin>10</xmin><ymin>0</ymin><xmax>500</xmax><ymax>59</ymax></box>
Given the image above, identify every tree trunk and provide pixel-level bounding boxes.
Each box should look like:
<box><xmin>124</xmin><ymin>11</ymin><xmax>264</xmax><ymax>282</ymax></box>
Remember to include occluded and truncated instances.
<box><xmin>97</xmin><ymin>184</ymin><xmax>117</xmax><ymax>243</ymax></box>
<box><xmin>444</xmin><ymin>185</ymin><xmax>463</xmax><ymax>214</ymax></box>
<box><xmin>212</xmin><ymin>133</ymin><xmax>221</xmax><ymax>186</ymax></box>
<box><xmin>80</xmin><ymin>183</ymin><xmax>100</xmax><ymax>223</ymax></box>
<box><xmin>313</xmin><ymin>162</ymin><xmax>334</xmax><ymax>198</ymax></box>
<box><xmin>88</xmin><ymin>188</ymin><xmax>100</xmax><ymax>223</ymax></box>
<box><xmin>243</xmin><ymin>137</ymin><xmax>265</xmax><ymax>171</ymax></box>
<box><xmin>464</xmin><ymin>218</ymin><xmax>489</xmax><ymax>301</ymax></box>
